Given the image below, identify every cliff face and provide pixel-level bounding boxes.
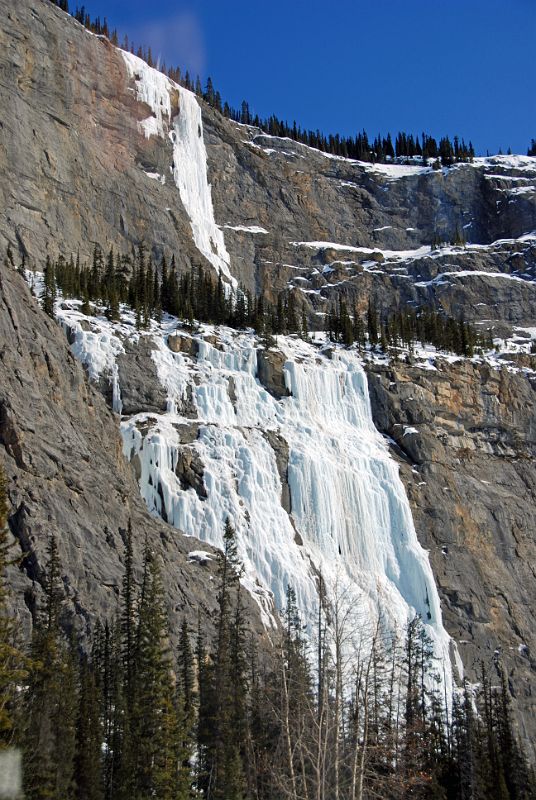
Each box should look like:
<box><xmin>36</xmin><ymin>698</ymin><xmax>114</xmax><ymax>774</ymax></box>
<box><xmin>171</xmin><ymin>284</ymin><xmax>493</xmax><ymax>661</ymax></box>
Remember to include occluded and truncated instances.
<box><xmin>367</xmin><ymin>360</ymin><xmax>536</xmax><ymax>756</ymax></box>
<box><xmin>2</xmin><ymin>0</ymin><xmax>536</xmax><ymax>329</ymax></box>
<box><xmin>2</xmin><ymin>0</ymin><xmax>536</xmax><ymax>761</ymax></box>
<box><xmin>0</xmin><ymin>1</ymin><xmax>201</xmax><ymax>273</ymax></box>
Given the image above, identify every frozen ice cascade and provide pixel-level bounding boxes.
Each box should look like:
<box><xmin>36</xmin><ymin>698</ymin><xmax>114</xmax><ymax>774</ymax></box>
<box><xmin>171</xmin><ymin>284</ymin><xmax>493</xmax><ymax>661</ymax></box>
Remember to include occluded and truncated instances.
<box><xmin>120</xmin><ymin>51</ymin><xmax>235</xmax><ymax>287</ymax></box>
<box><xmin>110</xmin><ymin>325</ymin><xmax>453</xmax><ymax>695</ymax></box>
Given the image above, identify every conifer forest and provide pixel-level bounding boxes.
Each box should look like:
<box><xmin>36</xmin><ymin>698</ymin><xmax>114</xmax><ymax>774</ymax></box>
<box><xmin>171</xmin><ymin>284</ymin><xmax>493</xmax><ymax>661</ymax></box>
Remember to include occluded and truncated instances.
<box><xmin>1</xmin><ymin>475</ymin><xmax>535</xmax><ymax>799</ymax></box>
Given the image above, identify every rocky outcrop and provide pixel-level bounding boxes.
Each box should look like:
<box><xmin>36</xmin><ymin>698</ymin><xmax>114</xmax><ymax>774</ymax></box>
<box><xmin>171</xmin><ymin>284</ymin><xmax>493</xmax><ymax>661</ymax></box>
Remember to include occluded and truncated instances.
<box><xmin>367</xmin><ymin>360</ymin><xmax>536</xmax><ymax>758</ymax></box>
<box><xmin>257</xmin><ymin>349</ymin><xmax>290</xmax><ymax>399</ymax></box>
<box><xmin>0</xmin><ymin>260</ymin><xmax>267</xmax><ymax>647</ymax></box>
<box><xmin>117</xmin><ymin>338</ymin><xmax>168</xmax><ymax>415</ymax></box>
<box><xmin>263</xmin><ymin>430</ymin><xmax>291</xmax><ymax>513</ymax></box>
<box><xmin>175</xmin><ymin>447</ymin><xmax>207</xmax><ymax>500</ymax></box>
<box><xmin>168</xmin><ymin>334</ymin><xmax>198</xmax><ymax>357</ymax></box>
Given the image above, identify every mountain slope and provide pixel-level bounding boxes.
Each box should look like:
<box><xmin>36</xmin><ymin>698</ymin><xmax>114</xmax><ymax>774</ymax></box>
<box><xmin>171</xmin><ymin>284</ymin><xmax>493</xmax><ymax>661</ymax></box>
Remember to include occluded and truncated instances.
<box><xmin>2</xmin><ymin>0</ymin><xmax>536</xmax><ymax>324</ymax></box>
<box><xmin>1</xmin><ymin>0</ymin><xmax>536</xmax><ymax>763</ymax></box>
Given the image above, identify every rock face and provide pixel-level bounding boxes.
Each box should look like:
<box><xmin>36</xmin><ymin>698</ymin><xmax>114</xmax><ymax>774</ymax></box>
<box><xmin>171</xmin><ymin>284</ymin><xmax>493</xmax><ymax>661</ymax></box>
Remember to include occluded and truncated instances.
<box><xmin>175</xmin><ymin>447</ymin><xmax>207</xmax><ymax>500</ymax></box>
<box><xmin>262</xmin><ymin>429</ymin><xmax>291</xmax><ymax>513</ymax></box>
<box><xmin>367</xmin><ymin>360</ymin><xmax>536</xmax><ymax>759</ymax></box>
<box><xmin>257</xmin><ymin>349</ymin><xmax>290</xmax><ymax>399</ymax></box>
<box><xmin>117</xmin><ymin>338</ymin><xmax>168</xmax><ymax>415</ymax></box>
<box><xmin>0</xmin><ymin>260</ymin><xmax>267</xmax><ymax>647</ymax></box>
<box><xmin>168</xmin><ymin>334</ymin><xmax>199</xmax><ymax>357</ymax></box>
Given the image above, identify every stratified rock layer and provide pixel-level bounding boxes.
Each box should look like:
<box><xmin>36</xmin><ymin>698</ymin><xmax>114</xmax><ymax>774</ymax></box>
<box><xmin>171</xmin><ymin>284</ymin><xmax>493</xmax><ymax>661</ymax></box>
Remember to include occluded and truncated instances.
<box><xmin>1</xmin><ymin>0</ymin><xmax>536</xmax><ymax>334</ymax></box>
<box><xmin>367</xmin><ymin>360</ymin><xmax>536</xmax><ymax>757</ymax></box>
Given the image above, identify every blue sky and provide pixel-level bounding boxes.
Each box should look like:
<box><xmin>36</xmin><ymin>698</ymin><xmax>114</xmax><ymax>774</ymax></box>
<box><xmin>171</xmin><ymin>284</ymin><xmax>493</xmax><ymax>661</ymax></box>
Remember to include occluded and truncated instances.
<box><xmin>87</xmin><ymin>0</ymin><xmax>535</xmax><ymax>155</ymax></box>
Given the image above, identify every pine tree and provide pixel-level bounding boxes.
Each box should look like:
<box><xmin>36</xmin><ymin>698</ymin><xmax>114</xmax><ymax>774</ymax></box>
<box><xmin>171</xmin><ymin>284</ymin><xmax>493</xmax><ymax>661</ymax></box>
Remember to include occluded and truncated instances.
<box><xmin>23</xmin><ymin>537</ymin><xmax>78</xmax><ymax>800</ymax></box>
<box><xmin>121</xmin><ymin>520</ymin><xmax>135</xmax><ymax>709</ymax></box>
<box><xmin>367</xmin><ymin>299</ymin><xmax>379</xmax><ymax>347</ymax></box>
<box><xmin>199</xmin><ymin>519</ymin><xmax>247</xmax><ymax>800</ymax></box>
<box><xmin>104</xmin><ymin>249</ymin><xmax>120</xmax><ymax>322</ymax></box>
<box><xmin>75</xmin><ymin>659</ymin><xmax>104</xmax><ymax>800</ymax></box>
<box><xmin>129</xmin><ymin>546</ymin><xmax>187</xmax><ymax>799</ymax></box>
<box><xmin>178</xmin><ymin>618</ymin><xmax>195</xmax><ymax>717</ymax></box>
<box><xmin>176</xmin><ymin>619</ymin><xmax>196</xmax><ymax>799</ymax></box>
<box><xmin>0</xmin><ymin>463</ymin><xmax>27</xmax><ymax>749</ymax></box>
<box><xmin>42</xmin><ymin>255</ymin><xmax>57</xmax><ymax>317</ymax></box>
<box><xmin>98</xmin><ymin>621</ymin><xmax>125</xmax><ymax>800</ymax></box>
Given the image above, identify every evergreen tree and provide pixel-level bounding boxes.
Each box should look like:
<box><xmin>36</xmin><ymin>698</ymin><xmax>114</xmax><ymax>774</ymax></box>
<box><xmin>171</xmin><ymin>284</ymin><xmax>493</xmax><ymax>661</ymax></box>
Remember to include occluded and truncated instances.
<box><xmin>0</xmin><ymin>463</ymin><xmax>27</xmax><ymax>749</ymax></box>
<box><xmin>121</xmin><ymin>520</ymin><xmax>135</xmax><ymax>709</ymax></box>
<box><xmin>367</xmin><ymin>299</ymin><xmax>379</xmax><ymax>346</ymax></box>
<box><xmin>199</xmin><ymin>519</ymin><xmax>247</xmax><ymax>800</ymax></box>
<box><xmin>75</xmin><ymin>659</ymin><xmax>104</xmax><ymax>800</ymax></box>
<box><xmin>23</xmin><ymin>537</ymin><xmax>78</xmax><ymax>800</ymax></box>
<box><xmin>130</xmin><ymin>546</ymin><xmax>187</xmax><ymax>799</ymax></box>
<box><xmin>42</xmin><ymin>256</ymin><xmax>57</xmax><ymax>317</ymax></box>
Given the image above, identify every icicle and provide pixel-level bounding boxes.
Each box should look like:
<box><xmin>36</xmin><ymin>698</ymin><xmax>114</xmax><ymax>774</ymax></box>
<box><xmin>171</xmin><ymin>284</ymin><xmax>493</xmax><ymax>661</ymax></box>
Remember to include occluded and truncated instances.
<box><xmin>112</xmin><ymin>363</ymin><xmax>123</xmax><ymax>415</ymax></box>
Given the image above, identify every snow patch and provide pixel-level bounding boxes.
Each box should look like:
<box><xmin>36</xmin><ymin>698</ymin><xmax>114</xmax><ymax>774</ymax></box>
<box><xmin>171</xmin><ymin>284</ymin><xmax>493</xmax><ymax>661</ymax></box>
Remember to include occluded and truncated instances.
<box><xmin>223</xmin><ymin>224</ymin><xmax>269</xmax><ymax>234</ymax></box>
<box><xmin>143</xmin><ymin>171</ymin><xmax>166</xmax><ymax>184</ymax></box>
<box><xmin>188</xmin><ymin>550</ymin><xmax>214</xmax><ymax>564</ymax></box>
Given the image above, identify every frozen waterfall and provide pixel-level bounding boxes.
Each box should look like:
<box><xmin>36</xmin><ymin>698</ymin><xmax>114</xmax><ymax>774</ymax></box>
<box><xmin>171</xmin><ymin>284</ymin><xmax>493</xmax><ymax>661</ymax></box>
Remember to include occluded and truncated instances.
<box><xmin>119</xmin><ymin>328</ymin><xmax>452</xmax><ymax>691</ymax></box>
<box><xmin>121</xmin><ymin>51</ymin><xmax>235</xmax><ymax>286</ymax></box>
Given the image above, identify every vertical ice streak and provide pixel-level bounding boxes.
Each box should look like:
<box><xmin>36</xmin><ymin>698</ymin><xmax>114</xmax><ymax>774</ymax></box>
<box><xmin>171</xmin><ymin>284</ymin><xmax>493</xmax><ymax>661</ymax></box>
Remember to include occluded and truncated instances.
<box><xmin>170</xmin><ymin>89</ymin><xmax>234</xmax><ymax>286</ymax></box>
<box><xmin>120</xmin><ymin>51</ymin><xmax>235</xmax><ymax>286</ymax></box>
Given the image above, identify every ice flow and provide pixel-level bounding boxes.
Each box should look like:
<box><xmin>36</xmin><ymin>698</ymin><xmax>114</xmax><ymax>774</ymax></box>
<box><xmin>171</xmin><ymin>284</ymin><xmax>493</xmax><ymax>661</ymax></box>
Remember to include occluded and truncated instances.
<box><xmin>120</xmin><ymin>329</ymin><xmax>451</xmax><ymax>688</ymax></box>
<box><xmin>120</xmin><ymin>51</ymin><xmax>235</xmax><ymax>287</ymax></box>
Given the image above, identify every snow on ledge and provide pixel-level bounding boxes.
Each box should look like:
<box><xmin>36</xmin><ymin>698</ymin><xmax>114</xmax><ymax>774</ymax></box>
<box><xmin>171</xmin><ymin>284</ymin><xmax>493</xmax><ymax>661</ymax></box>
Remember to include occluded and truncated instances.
<box><xmin>144</xmin><ymin>171</ymin><xmax>166</xmax><ymax>184</ymax></box>
<box><xmin>187</xmin><ymin>550</ymin><xmax>214</xmax><ymax>564</ymax></box>
<box><xmin>223</xmin><ymin>224</ymin><xmax>269</xmax><ymax>234</ymax></box>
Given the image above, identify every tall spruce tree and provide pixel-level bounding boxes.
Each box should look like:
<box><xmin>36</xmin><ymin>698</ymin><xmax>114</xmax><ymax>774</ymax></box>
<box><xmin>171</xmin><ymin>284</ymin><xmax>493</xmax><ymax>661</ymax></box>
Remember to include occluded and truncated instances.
<box><xmin>75</xmin><ymin>659</ymin><xmax>104</xmax><ymax>800</ymax></box>
<box><xmin>23</xmin><ymin>536</ymin><xmax>78</xmax><ymax>800</ymax></box>
<box><xmin>199</xmin><ymin>519</ymin><xmax>247</xmax><ymax>800</ymax></box>
<box><xmin>130</xmin><ymin>547</ymin><xmax>186</xmax><ymax>799</ymax></box>
<box><xmin>42</xmin><ymin>256</ymin><xmax>57</xmax><ymax>318</ymax></box>
<box><xmin>0</xmin><ymin>463</ymin><xmax>27</xmax><ymax>749</ymax></box>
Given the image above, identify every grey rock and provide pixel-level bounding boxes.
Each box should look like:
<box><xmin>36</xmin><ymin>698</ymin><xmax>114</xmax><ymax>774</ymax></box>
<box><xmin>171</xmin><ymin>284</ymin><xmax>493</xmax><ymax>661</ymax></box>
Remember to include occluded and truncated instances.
<box><xmin>263</xmin><ymin>430</ymin><xmax>291</xmax><ymax>513</ymax></box>
<box><xmin>173</xmin><ymin>422</ymin><xmax>200</xmax><ymax>444</ymax></box>
<box><xmin>367</xmin><ymin>359</ymin><xmax>536</xmax><ymax>759</ymax></box>
<box><xmin>168</xmin><ymin>334</ymin><xmax>198</xmax><ymax>357</ymax></box>
<box><xmin>257</xmin><ymin>349</ymin><xmax>290</xmax><ymax>399</ymax></box>
<box><xmin>2</xmin><ymin>0</ymin><xmax>535</xmax><ymax>342</ymax></box>
<box><xmin>117</xmin><ymin>337</ymin><xmax>168</xmax><ymax>415</ymax></box>
<box><xmin>175</xmin><ymin>447</ymin><xmax>207</xmax><ymax>500</ymax></box>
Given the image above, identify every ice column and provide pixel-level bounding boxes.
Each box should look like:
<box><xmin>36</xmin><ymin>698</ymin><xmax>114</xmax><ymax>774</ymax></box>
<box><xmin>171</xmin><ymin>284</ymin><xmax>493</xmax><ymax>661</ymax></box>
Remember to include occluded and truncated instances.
<box><xmin>120</xmin><ymin>51</ymin><xmax>235</xmax><ymax>286</ymax></box>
